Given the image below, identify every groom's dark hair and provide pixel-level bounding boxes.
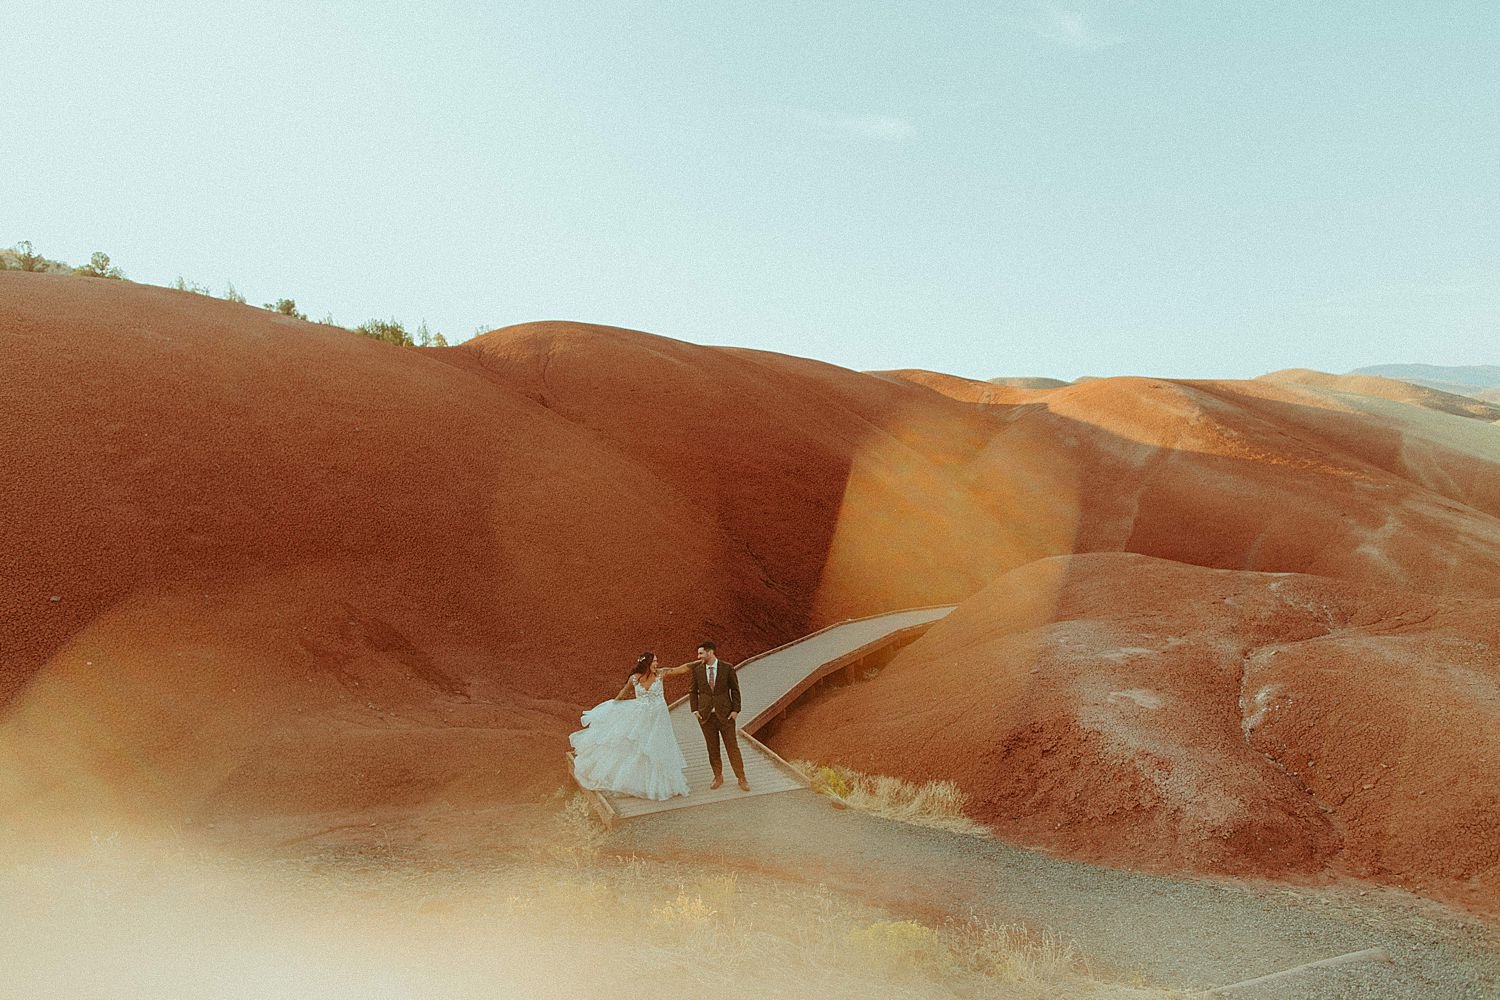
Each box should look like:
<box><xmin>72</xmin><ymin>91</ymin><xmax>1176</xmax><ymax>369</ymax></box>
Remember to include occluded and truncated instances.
<box><xmin>698</xmin><ymin>640</ymin><xmax>716</xmax><ymax>652</ymax></box>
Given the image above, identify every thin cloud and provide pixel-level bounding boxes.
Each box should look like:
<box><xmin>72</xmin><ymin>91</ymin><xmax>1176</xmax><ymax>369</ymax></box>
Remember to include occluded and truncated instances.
<box><xmin>790</xmin><ymin>108</ymin><xmax>915</xmax><ymax>141</ymax></box>
<box><xmin>1039</xmin><ymin>5</ymin><xmax>1125</xmax><ymax>50</ymax></box>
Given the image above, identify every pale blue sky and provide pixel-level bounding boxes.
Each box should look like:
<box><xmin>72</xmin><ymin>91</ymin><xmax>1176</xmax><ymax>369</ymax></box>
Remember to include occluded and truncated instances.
<box><xmin>7</xmin><ymin>2</ymin><xmax>1496</xmax><ymax>380</ymax></box>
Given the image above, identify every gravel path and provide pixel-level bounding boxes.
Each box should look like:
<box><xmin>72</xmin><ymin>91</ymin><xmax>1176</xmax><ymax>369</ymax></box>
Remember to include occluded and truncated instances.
<box><xmin>605</xmin><ymin>789</ymin><xmax>1499</xmax><ymax>998</ymax></box>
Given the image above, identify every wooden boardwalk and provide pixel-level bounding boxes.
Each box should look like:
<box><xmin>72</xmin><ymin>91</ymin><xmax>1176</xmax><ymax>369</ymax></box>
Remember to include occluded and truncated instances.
<box><xmin>569</xmin><ymin>606</ymin><xmax>955</xmax><ymax>824</ymax></box>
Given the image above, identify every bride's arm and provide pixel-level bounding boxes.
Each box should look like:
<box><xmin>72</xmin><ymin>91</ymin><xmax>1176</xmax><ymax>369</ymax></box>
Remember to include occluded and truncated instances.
<box><xmin>659</xmin><ymin>658</ymin><xmax>702</xmax><ymax>677</ymax></box>
<box><xmin>613</xmin><ymin>679</ymin><xmax>634</xmax><ymax>701</ymax></box>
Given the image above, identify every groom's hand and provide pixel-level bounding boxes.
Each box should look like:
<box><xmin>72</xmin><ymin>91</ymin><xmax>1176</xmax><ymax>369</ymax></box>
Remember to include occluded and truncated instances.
<box><xmin>729</xmin><ymin>711</ymin><xmax>738</xmax><ymax>721</ymax></box>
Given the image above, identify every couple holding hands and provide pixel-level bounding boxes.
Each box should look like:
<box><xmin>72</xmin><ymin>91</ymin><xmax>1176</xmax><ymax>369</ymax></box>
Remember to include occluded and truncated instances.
<box><xmin>568</xmin><ymin>641</ymin><xmax>749</xmax><ymax>801</ymax></box>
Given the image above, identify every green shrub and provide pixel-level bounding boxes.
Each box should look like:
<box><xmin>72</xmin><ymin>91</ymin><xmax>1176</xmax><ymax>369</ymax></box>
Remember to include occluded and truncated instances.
<box><xmin>14</xmin><ymin>240</ymin><xmax>47</xmax><ymax>272</ymax></box>
<box><xmin>264</xmin><ymin>297</ymin><xmax>308</xmax><ymax>320</ymax></box>
<box><xmin>415</xmin><ymin>320</ymin><xmax>449</xmax><ymax>348</ymax></box>
<box><xmin>357</xmin><ymin>317</ymin><xmax>413</xmax><ymax>346</ymax></box>
<box><xmin>75</xmin><ymin>251</ymin><xmax>124</xmax><ymax>279</ymax></box>
<box><xmin>7</xmin><ymin>241</ymin><xmax>59</xmax><ymax>273</ymax></box>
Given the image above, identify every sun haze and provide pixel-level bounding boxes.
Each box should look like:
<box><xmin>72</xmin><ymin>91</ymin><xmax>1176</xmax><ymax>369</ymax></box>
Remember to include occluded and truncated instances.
<box><xmin>6</xmin><ymin>7</ymin><xmax>1500</xmax><ymax>998</ymax></box>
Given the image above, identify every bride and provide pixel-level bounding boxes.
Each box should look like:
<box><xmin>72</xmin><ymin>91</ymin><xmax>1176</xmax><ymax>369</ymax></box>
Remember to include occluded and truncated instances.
<box><xmin>569</xmin><ymin>651</ymin><xmax>697</xmax><ymax>801</ymax></box>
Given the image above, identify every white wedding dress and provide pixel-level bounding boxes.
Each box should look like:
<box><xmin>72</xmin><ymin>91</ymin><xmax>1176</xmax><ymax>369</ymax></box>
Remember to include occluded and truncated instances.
<box><xmin>569</xmin><ymin>674</ymin><xmax>690</xmax><ymax>800</ymax></box>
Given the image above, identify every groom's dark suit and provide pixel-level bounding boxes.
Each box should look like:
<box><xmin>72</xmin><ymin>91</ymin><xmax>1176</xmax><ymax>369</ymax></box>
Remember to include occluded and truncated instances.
<box><xmin>690</xmin><ymin>658</ymin><xmax>745</xmax><ymax>782</ymax></box>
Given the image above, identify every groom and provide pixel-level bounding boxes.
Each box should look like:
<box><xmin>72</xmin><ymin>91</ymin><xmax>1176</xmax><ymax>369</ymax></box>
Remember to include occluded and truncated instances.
<box><xmin>690</xmin><ymin>641</ymin><xmax>749</xmax><ymax>791</ymax></box>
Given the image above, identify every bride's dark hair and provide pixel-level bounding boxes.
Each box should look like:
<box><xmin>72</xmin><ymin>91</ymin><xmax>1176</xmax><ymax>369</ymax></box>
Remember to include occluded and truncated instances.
<box><xmin>631</xmin><ymin>651</ymin><xmax>656</xmax><ymax>677</ymax></box>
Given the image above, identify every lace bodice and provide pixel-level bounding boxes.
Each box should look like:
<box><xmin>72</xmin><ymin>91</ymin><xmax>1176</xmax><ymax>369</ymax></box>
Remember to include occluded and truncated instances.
<box><xmin>633</xmin><ymin>676</ymin><xmax>665</xmax><ymax>705</ymax></box>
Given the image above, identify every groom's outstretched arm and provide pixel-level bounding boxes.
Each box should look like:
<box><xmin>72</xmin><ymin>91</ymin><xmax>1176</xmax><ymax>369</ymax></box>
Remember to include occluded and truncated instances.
<box><xmin>728</xmin><ymin>662</ymin><xmax>741</xmax><ymax>715</ymax></box>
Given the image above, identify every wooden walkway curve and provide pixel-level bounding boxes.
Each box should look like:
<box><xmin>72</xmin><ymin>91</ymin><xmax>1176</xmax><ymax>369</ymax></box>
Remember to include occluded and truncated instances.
<box><xmin>569</xmin><ymin>606</ymin><xmax>955</xmax><ymax>824</ymax></box>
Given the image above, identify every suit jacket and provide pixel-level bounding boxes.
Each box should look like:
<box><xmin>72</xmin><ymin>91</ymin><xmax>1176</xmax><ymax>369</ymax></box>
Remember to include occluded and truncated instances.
<box><xmin>690</xmin><ymin>658</ymin><xmax>741</xmax><ymax>720</ymax></box>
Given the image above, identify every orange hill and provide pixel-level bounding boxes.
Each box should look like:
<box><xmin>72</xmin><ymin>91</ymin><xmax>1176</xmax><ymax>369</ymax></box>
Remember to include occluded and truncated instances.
<box><xmin>0</xmin><ymin>274</ymin><xmax>1049</xmax><ymax>835</ymax></box>
<box><xmin>3</xmin><ymin>271</ymin><xmax>1499</xmax><ymax>914</ymax></box>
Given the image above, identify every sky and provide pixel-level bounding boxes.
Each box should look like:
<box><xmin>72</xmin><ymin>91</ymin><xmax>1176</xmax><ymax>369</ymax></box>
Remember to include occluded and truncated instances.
<box><xmin>6</xmin><ymin>2</ymin><xmax>1496</xmax><ymax>381</ymax></box>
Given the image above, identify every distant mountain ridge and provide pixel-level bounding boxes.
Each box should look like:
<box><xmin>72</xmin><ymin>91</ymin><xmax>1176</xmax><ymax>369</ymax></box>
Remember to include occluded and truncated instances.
<box><xmin>986</xmin><ymin>376</ymin><xmax>1069</xmax><ymax>389</ymax></box>
<box><xmin>1350</xmin><ymin>363</ymin><xmax>1500</xmax><ymax>400</ymax></box>
<box><xmin>1349</xmin><ymin>363</ymin><xmax>1500</xmax><ymax>387</ymax></box>
<box><xmin>1259</xmin><ymin>367</ymin><xmax>1500</xmax><ymax>421</ymax></box>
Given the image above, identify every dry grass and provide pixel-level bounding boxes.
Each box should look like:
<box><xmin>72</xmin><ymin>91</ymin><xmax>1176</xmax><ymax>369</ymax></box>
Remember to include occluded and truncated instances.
<box><xmin>793</xmin><ymin>759</ymin><xmax>990</xmax><ymax>835</ymax></box>
<box><xmin>0</xmin><ymin>798</ymin><xmax>1175</xmax><ymax>1000</ymax></box>
<box><xmin>943</xmin><ymin>914</ymin><xmax>1081</xmax><ymax>983</ymax></box>
<box><xmin>546</xmin><ymin>787</ymin><xmax>607</xmax><ymax>863</ymax></box>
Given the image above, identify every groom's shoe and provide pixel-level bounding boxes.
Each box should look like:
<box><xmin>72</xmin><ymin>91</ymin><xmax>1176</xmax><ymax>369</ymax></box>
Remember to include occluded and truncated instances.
<box><xmin>737</xmin><ymin>777</ymin><xmax>751</xmax><ymax>792</ymax></box>
<box><xmin>709</xmin><ymin>774</ymin><xmax>723</xmax><ymax>790</ymax></box>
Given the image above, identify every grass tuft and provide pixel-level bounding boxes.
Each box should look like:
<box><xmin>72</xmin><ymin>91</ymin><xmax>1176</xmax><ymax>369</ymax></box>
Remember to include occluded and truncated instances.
<box><xmin>545</xmin><ymin>792</ymin><xmax>606</xmax><ymax>865</ymax></box>
<box><xmin>794</xmin><ymin>759</ymin><xmax>988</xmax><ymax>835</ymax></box>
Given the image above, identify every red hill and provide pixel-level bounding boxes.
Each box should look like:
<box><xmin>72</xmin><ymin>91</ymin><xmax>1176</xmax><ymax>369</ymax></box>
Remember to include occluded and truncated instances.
<box><xmin>3</xmin><ymin>272</ymin><xmax>1498</xmax><ymax>914</ymax></box>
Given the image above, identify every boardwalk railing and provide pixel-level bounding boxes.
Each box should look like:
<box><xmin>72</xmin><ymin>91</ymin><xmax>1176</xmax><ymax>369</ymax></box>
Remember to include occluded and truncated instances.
<box><xmin>570</xmin><ymin>605</ymin><xmax>955</xmax><ymax>825</ymax></box>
